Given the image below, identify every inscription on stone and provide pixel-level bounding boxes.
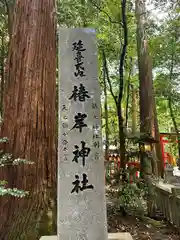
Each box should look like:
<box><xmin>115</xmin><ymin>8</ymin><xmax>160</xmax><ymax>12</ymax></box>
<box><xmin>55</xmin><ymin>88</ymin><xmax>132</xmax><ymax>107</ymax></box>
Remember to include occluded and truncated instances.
<box><xmin>58</xmin><ymin>28</ymin><xmax>107</xmax><ymax>240</ymax></box>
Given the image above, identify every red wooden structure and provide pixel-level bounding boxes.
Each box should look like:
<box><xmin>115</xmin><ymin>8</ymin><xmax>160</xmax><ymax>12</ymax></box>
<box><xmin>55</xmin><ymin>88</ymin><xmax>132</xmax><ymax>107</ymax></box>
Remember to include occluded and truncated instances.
<box><xmin>105</xmin><ymin>133</ymin><xmax>178</xmax><ymax>183</ymax></box>
<box><xmin>160</xmin><ymin>133</ymin><xmax>178</xmax><ymax>167</ymax></box>
<box><xmin>105</xmin><ymin>154</ymin><xmax>140</xmax><ymax>183</ymax></box>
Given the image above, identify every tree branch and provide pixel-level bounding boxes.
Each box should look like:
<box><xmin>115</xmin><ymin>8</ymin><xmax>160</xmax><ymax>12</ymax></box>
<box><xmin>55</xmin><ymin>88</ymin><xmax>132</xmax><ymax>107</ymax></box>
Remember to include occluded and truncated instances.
<box><xmin>125</xmin><ymin>57</ymin><xmax>132</xmax><ymax>128</ymax></box>
<box><xmin>3</xmin><ymin>0</ymin><xmax>14</xmax><ymax>38</ymax></box>
<box><xmin>89</xmin><ymin>0</ymin><xmax>123</xmax><ymax>26</ymax></box>
<box><xmin>168</xmin><ymin>38</ymin><xmax>180</xmax><ymax>157</ymax></box>
<box><xmin>3</xmin><ymin>0</ymin><xmax>9</xmax><ymax>11</ymax></box>
<box><xmin>168</xmin><ymin>42</ymin><xmax>178</xmax><ymax>130</ymax></box>
<box><xmin>102</xmin><ymin>49</ymin><xmax>117</xmax><ymax>105</ymax></box>
<box><xmin>118</xmin><ymin>0</ymin><xmax>128</xmax><ymax>105</ymax></box>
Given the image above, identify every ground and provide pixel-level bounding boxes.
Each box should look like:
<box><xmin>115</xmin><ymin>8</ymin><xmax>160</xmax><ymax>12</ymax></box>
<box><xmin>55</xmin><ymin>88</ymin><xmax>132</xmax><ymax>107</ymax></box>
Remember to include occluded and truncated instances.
<box><xmin>107</xmin><ymin>205</ymin><xmax>180</xmax><ymax>240</ymax></box>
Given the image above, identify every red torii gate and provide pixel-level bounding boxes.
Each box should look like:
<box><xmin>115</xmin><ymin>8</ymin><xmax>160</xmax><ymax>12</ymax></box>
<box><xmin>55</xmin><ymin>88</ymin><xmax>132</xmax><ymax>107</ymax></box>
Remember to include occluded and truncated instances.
<box><xmin>105</xmin><ymin>134</ymin><xmax>178</xmax><ymax>182</ymax></box>
<box><xmin>160</xmin><ymin>132</ymin><xmax>178</xmax><ymax>167</ymax></box>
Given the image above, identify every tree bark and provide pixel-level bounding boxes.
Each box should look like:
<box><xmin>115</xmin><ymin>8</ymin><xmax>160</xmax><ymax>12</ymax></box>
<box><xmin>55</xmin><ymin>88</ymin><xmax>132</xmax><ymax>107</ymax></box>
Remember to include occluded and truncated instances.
<box><xmin>0</xmin><ymin>34</ymin><xmax>5</xmax><ymax>115</ymax></box>
<box><xmin>125</xmin><ymin>57</ymin><xmax>132</xmax><ymax>129</ymax></box>
<box><xmin>135</xmin><ymin>0</ymin><xmax>153</xmax><ymax>136</ymax></box>
<box><xmin>153</xmin><ymin>94</ymin><xmax>164</xmax><ymax>177</ymax></box>
<box><xmin>102</xmin><ymin>51</ymin><xmax>109</xmax><ymax>160</ymax></box>
<box><xmin>135</xmin><ymin>0</ymin><xmax>163</xmax><ymax>177</ymax></box>
<box><xmin>102</xmin><ymin>1</ymin><xmax>127</xmax><ymax>174</ymax></box>
<box><xmin>131</xmin><ymin>84</ymin><xmax>137</xmax><ymax>134</ymax></box>
<box><xmin>0</xmin><ymin>0</ymin><xmax>57</xmax><ymax>239</ymax></box>
<box><xmin>117</xmin><ymin>0</ymin><xmax>128</xmax><ymax>170</ymax></box>
<box><xmin>135</xmin><ymin>0</ymin><xmax>153</xmax><ymax>179</ymax></box>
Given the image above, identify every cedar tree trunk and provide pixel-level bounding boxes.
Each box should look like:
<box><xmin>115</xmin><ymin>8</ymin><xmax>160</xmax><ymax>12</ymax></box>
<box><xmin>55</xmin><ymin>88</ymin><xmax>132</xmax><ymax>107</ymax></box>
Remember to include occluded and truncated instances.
<box><xmin>0</xmin><ymin>0</ymin><xmax>57</xmax><ymax>239</ymax></box>
<box><xmin>135</xmin><ymin>0</ymin><xmax>163</xmax><ymax>177</ymax></box>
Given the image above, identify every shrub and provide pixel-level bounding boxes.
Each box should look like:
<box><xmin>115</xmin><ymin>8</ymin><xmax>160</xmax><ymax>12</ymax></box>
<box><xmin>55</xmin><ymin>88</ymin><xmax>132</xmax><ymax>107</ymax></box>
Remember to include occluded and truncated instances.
<box><xmin>0</xmin><ymin>136</ymin><xmax>33</xmax><ymax>197</ymax></box>
<box><xmin>116</xmin><ymin>182</ymin><xmax>148</xmax><ymax>217</ymax></box>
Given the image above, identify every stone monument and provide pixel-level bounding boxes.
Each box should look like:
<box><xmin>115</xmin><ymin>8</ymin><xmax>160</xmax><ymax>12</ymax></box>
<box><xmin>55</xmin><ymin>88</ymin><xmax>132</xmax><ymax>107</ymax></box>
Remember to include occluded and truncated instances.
<box><xmin>57</xmin><ymin>28</ymin><xmax>107</xmax><ymax>240</ymax></box>
<box><xmin>40</xmin><ymin>28</ymin><xmax>133</xmax><ymax>240</ymax></box>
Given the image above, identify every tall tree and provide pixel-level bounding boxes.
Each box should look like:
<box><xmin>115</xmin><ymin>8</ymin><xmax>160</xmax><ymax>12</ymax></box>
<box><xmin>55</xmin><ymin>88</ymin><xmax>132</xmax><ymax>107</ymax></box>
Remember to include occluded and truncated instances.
<box><xmin>102</xmin><ymin>50</ymin><xmax>109</xmax><ymax>160</ymax></box>
<box><xmin>135</xmin><ymin>0</ymin><xmax>153</xmax><ymax>136</ymax></box>
<box><xmin>0</xmin><ymin>0</ymin><xmax>57</xmax><ymax>238</ymax></box>
<box><xmin>103</xmin><ymin>0</ymin><xmax>128</xmax><ymax>171</ymax></box>
<box><xmin>168</xmin><ymin>37</ymin><xmax>180</xmax><ymax>162</ymax></box>
<box><xmin>135</xmin><ymin>0</ymin><xmax>163</xmax><ymax>177</ymax></box>
<box><xmin>125</xmin><ymin>57</ymin><xmax>132</xmax><ymax>129</ymax></box>
<box><xmin>131</xmin><ymin>84</ymin><xmax>137</xmax><ymax>134</ymax></box>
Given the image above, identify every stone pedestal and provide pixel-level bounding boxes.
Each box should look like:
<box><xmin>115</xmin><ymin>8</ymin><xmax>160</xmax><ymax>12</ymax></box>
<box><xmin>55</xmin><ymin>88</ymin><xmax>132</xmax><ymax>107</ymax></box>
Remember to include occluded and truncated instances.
<box><xmin>40</xmin><ymin>233</ymin><xmax>133</xmax><ymax>240</ymax></box>
<box><xmin>108</xmin><ymin>233</ymin><xmax>133</xmax><ymax>240</ymax></box>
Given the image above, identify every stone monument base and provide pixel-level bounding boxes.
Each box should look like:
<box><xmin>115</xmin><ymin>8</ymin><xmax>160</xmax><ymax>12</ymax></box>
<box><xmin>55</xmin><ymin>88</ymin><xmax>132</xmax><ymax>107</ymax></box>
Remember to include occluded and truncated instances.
<box><xmin>108</xmin><ymin>233</ymin><xmax>133</xmax><ymax>239</ymax></box>
<box><xmin>40</xmin><ymin>232</ymin><xmax>133</xmax><ymax>240</ymax></box>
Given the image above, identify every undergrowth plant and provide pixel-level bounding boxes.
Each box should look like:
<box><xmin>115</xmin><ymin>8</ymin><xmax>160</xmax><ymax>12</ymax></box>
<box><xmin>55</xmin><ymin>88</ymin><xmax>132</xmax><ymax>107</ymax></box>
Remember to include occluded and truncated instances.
<box><xmin>117</xmin><ymin>182</ymin><xmax>148</xmax><ymax>217</ymax></box>
<box><xmin>0</xmin><ymin>135</ymin><xmax>33</xmax><ymax>197</ymax></box>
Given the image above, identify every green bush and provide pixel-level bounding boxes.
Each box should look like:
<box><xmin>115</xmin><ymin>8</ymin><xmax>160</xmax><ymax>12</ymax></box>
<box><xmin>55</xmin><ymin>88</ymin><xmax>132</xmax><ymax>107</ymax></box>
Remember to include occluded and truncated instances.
<box><xmin>0</xmin><ymin>136</ymin><xmax>33</xmax><ymax>197</ymax></box>
<box><xmin>116</xmin><ymin>182</ymin><xmax>148</xmax><ymax>217</ymax></box>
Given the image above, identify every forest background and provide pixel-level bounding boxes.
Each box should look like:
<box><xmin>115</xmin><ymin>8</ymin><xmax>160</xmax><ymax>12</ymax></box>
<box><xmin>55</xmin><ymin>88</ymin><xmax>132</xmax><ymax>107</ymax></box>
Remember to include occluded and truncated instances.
<box><xmin>0</xmin><ymin>0</ymin><xmax>179</xmax><ymax>239</ymax></box>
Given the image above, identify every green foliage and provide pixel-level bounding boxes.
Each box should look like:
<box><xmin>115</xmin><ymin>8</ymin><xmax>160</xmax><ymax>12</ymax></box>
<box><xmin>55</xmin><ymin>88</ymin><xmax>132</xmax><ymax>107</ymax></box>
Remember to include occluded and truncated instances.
<box><xmin>0</xmin><ymin>181</ymin><xmax>28</xmax><ymax>197</ymax></box>
<box><xmin>0</xmin><ymin>0</ymin><xmax>179</xmax><ymax>198</ymax></box>
<box><xmin>0</xmin><ymin>0</ymin><xmax>178</xmax><ymax>146</ymax></box>
<box><xmin>106</xmin><ymin>166</ymin><xmax>159</xmax><ymax>217</ymax></box>
<box><xmin>45</xmin><ymin>0</ymin><xmax>180</xmax><ymax>145</ymax></box>
<box><xmin>116</xmin><ymin>182</ymin><xmax>148</xmax><ymax>217</ymax></box>
<box><xmin>0</xmin><ymin>136</ymin><xmax>33</xmax><ymax>197</ymax></box>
